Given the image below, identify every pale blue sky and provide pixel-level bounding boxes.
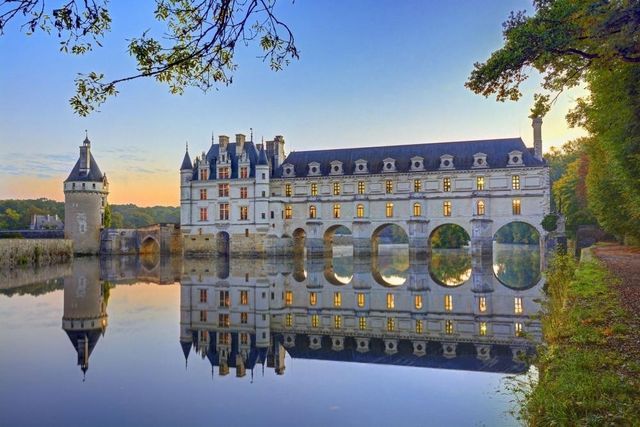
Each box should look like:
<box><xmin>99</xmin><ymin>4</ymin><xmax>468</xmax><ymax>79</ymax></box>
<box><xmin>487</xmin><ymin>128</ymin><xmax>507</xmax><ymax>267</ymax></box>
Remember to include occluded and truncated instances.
<box><xmin>0</xmin><ymin>0</ymin><xmax>584</xmax><ymax>205</ymax></box>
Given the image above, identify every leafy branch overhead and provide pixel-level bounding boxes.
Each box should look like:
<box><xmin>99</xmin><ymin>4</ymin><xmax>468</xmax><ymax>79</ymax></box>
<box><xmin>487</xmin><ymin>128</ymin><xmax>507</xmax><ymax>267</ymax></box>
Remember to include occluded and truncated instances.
<box><xmin>0</xmin><ymin>0</ymin><xmax>298</xmax><ymax>115</ymax></box>
<box><xmin>465</xmin><ymin>0</ymin><xmax>640</xmax><ymax>118</ymax></box>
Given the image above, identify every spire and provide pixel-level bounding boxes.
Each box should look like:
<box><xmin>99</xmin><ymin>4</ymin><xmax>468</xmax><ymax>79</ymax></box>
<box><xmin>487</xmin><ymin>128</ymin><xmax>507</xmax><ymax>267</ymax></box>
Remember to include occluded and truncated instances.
<box><xmin>211</xmin><ymin>132</ymin><xmax>214</xmax><ymax>145</ymax></box>
<box><xmin>250</xmin><ymin>127</ymin><xmax>253</xmax><ymax>142</ymax></box>
<box><xmin>181</xmin><ymin>143</ymin><xmax>193</xmax><ymax>170</ymax></box>
<box><xmin>84</xmin><ymin>130</ymin><xmax>90</xmax><ymax>146</ymax></box>
<box><xmin>258</xmin><ymin>141</ymin><xmax>269</xmax><ymax>166</ymax></box>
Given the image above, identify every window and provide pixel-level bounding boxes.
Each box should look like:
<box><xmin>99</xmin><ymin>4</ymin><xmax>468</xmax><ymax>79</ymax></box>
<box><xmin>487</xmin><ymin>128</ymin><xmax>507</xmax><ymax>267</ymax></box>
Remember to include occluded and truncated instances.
<box><xmin>219</xmin><ymin>333</ymin><xmax>230</xmax><ymax>345</ymax></box>
<box><xmin>514</xmin><ymin>297</ymin><xmax>523</xmax><ymax>314</ymax></box>
<box><xmin>414</xmin><ymin>179</ymin><xmax>422</xmax><ymax>192</ymax></box>
<box><xmin>334</xmin><ymin>315</ymin><xmax>342</xmax><ymax>329</ymax></box>
<box><xmin>285</xmin><ymin>291</ymin><xmax>293</xmax><ymax>306</ymax></box>
<box><xmin>241</xmin><ymin>333</ymin><xmax>249</xmax><ymax>345</ymax></box>
<box><xmin>515</xmin><ymin>322</ymin><xmax>524</xmax><ymax>337</ymax></box>
<box><xmin>261</xmin><ymin>173</ymin><xmax>266</xmax><ymax>179</ymax></box>
<box><xmin>512</xmin><ymin>199</ymin><xmax>521</xmax><ymax>215</ymax></box>
<box><xmin>479</xmin><ymin>322</ymin><xmax>487</xmax><ymax>336</ymax></box>
<box><xmin>240</xmin><ymin>166</ymin><xmax>248</xmax><ymax>179</ymax></box>
<box><xmin>199</xmin><ymin>310</ymin><xmax>207</xmax><ymax>322</ymax></box>
<box><xmin>443</xmin><ymin>201</ymin><xmax>452</xmax><ymax>217</ymax></box>
<box><xmin>386</xmin><ymin>317</ymin><xmax>395</xmax><ymax>332</ymax></box>
<box><xmin>285</xmin><ymin>205</ymin><xmax>293</xmax><ymax>219</ymax></box>
<box><xmin>476</xmin><ymin>176</ymin><xmax>485</xmax><ymax>190</ymax></box>
<box><xmin>444</xmin><ymin>294</ymin><xmax>453</xmax><ymax>311</ymax></box>
<box><xmin>386</xmin><ymin>293</ymin><xmax>395</xmax><ymax>309</ymax></box>
<box><xmin>285</xmin><ymin>183</ymin><xmax>292</xmax><ymax>197</ymax></box>
<box><xmin>309</xmin><ymin>292</ymin><xmax>317</xmax><ymax>306</ymax></box>
<box><xmin>512</xmin><ymin>175</ymin><xmax>521</xmax><ymax>190</ymax></box>
<box><xmin>219</xmin><ymin>203</ymin><xmax>229</xmax><ymax>220</ymax></box>
<box><xmin>218</xmin><ymin>313</ymin><xmax>230</xmax><ymax>327</ymax></box>
<box><xmin>386</xmin><ymin>202</ymin><xmax>394</xmax><ymax>218</ymax></box>
<box><xmin>219</xmin><ymin>290</ymin><xmax>230</xmax><ymax>307</ymax></box>
<box><xmin>333</xmin><ymin>203</ymin><xmax>341</xmax><ymax>219</ymax></box>
<box><xmin>479</xmin><ymin>296</ymin><xmax>487</xmax><ymax>313</ymax></box>
<box><xmin>414</xmin><ymin>295</ymin><xmax>423</xmax><ymax>309</ymax></box>
<box><xmin>199</xmin><ymin>207</ymin><xmax>208</xmax><ymax>221</ymax></box>
<box><xmin>240</xmin><ymin>312</ymin><xmax>248</xmax><ymax>324</ymax></box>
<box><xmin>333</xmin><ymin>182</ymin><xmax>341</xmax><ymax>195</ymax></box>
<box><xmin>240</xmin><ymin>206</ymin><xmax>248</xmax><ymax>220</ymax></box>
<box><xmin>218</xmin><ymin>183</ymin><xmax>229</xmax><ymax>197</ymax></box>
<box><xmin>477</xmin><ymin>200</ymin><xmax>485</xmax><ymax>216</ymax></box>
<box><xmin>240</xmin><ymin>290</ymin><xmax>249</xmax><ymax>305</ymax></box>
<box><xmin>356</xmin><ymin>204</ymin><xmax>365</xmax><ymax>218</ymax></box>
<box><xmin>443</xmin><ymin>177</ymin><xmax>451</xmax><ymax>192</ymax></box>
<box><xmin>310</xmin><ymin>183</ymin><xmax>318</xmax><ymax>196</ymax></box>
<box><xmin>445</xmin><ymin>320</ymin><xmax>454</xmax><ymax>334</ymax></box>
<box><xmin>309</xmin><ymin>205</ymin><xmax>317</xmax><ymax>219</ymax></box>
<box><xmin>240</xmin><ymin>187</ymin><xmax>248</xmax><ymax>199</ymax></box>
<box><xmin>311</xmin><ymin>314</ymin><xmax>320</xmax><ymax>328</ymax></box>
<box><xmin>385</xmin><ymin>179</ymin><xmax>393</xmax><ymax>194</ymax></box>
<box><xmin>357</xmin><ymin>293</ymin><xmax>365</xmax><ymax>308</ymax></box>
<box><xmin>218</xmin><ymin>167</ymin><xmax>230</xmax><ymax>179</ymax></box>
<box><xmin>357</xmin><ymin>181</ymin><xmax>365</xmax><ymax>194</ymax></box>
<box><xmin>359</xmin><ymin>317</ymin><xmax>367</xmax><ymax>330</ymax></box>
<box><xmin>200</xmin><ymin>169</ymin><xmax>208</xmax><ymax>180</ymax></box>
<box><xmin>199</xmin><ymin>289</ymin><xmax>208</xmax><ymax>303</ymax></box>
<box><xmin>416</xmin><ymin>320</ymin><xmax>423</xmax><ymax>334</ymax></box>
<box><xmin>333</xmin><ymin>292</ymin><xmax>342</xmax><ymax>307</ymax></box>
<box><xmin>199</xmin><ymin>189</ymin><xmax>207</xmax><ymax>200</ymax></box>
<box><xmin>413</xmin><ymin>203</ymin><xmax>422</xmax><ymax>216</ymax></box>
<box><xmin>285</xmin><ymin>314</ymin><xmax>293</xmax><ymax>327</ymax></box>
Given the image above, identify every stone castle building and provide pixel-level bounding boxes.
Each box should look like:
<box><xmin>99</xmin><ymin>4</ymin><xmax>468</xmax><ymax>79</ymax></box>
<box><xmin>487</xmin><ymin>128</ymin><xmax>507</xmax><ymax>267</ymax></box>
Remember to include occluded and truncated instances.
<box><xmin>180</xmin><ymin>118</ymin><xmax>550</xmax><ymax>257</ymax></box>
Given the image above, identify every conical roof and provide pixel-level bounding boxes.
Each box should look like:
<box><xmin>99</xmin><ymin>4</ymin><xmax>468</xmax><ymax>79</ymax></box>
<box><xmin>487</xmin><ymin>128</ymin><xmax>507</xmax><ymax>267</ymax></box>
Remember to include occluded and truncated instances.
<box><xmin>180</xmin><ymin>149</ymin><xmax>193</xmax><ymax>170</ymax></box>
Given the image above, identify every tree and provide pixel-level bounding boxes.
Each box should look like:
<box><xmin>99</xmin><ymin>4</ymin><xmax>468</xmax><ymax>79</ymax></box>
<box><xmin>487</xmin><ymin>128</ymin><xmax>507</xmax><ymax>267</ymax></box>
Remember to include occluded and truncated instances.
<box><xmin>103</xmin><ymin>203</ymin><xmax>112</xmax><ymax>228</ymax></box>
<box><xmin>0</xmin><ymin>0</ymin><xmax>298</xmax><ymax>115</ymax></box>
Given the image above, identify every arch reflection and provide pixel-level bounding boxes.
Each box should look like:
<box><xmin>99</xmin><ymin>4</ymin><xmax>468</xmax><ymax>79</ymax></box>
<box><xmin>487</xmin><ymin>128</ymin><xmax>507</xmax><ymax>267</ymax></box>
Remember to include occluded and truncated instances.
<box><xmin>372</xmin><ymin>252</ymin><xmax>409</xmax><ymax>287</ymax></box>
<box><xmin>429</xmin><ymin>249</ymin><xmax>472</xmax><ymax>287</ymax></box>
<box><xmin>492</xmin><ymin>243</ymin><xmax>541</xmax><ymax>290</ymax></box>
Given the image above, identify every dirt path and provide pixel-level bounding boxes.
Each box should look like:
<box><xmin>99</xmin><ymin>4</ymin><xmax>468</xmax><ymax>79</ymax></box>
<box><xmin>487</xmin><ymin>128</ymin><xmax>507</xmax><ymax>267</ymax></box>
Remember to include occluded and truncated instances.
<box><xmin>593</xmin><ymin>244</ymin><xmax>640</xmax><ymax>364</ymax></box>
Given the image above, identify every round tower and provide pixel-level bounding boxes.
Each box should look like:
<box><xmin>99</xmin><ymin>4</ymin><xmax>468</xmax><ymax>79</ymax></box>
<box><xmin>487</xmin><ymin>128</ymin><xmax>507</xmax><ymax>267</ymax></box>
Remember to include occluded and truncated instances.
<box><xmin>64</xmin><ymin>133</ymin><xmax>109</xmax><ymax>255</ymax></box>
<box><xmin>179</xmin><ymin>143</ymin><xmax>193</xmax><ymax>227</ymax></box>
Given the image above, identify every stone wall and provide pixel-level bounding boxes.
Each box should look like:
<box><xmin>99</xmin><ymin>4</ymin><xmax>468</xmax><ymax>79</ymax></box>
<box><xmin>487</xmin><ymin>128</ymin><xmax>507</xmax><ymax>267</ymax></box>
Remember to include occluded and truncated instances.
<box><xmin>0</xmin><ymin>239</ymin><xmax>73</xmax><ymax>269</ymax></box>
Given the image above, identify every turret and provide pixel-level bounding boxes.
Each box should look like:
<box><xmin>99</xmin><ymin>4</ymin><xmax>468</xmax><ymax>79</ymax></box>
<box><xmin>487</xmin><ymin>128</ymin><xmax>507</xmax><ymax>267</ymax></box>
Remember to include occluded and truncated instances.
<box><xmin>180</xmin><ymin>143</ymin><xmax>193</xmax><ymax>227</ymax></box>
<box><xmin>255</xmin><ymin>144</ymin><xmax>270</xmax><ymax>226</ymax></box>
<box><xmin>532</xmin><ymin>117</ymin><xmax>543</xmax><ymax>161</ymax></box>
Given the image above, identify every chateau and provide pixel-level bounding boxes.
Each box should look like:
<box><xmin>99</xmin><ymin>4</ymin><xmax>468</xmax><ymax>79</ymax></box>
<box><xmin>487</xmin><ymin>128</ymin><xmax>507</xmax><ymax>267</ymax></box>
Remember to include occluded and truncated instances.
<box><xmin>180</xmin><ymin>118</ymin><xmax>550</xmax><ymax>257</ymax></box>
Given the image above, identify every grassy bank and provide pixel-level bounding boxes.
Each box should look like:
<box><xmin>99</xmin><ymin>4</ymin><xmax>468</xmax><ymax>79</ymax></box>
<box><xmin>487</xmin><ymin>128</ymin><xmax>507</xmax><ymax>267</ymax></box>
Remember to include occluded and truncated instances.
<box><xmin>520</xmin><ymin>253</ymin><xmax>640</xmax><ymax>425</ymax></box>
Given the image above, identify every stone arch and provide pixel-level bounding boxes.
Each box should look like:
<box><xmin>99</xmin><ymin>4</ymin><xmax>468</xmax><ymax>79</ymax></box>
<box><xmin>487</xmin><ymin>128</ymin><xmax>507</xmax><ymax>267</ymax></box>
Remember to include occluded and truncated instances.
<box><xmin>323</xmin><ymin>256</ymin><xmax>353</xmax><ymax>286</ymax></box>
<box><xmin>428</xmin><ymin>223</ymin><xmax>471</xmax><ymax>250</ymax></box>
<box><xmin>323</xmin><ymin>224</ymin><xmax>353</xmax><ymax>257</ymax></box>
<box><xmin>492</xmin><ymin>220</ymin><xmax>541</xmax><ymax>244</ymax></box>
<box><xmin>371</xmin><ymin>257</ymin><xmax>408</xmax><ymax>287</ymax></box>
<box><xmin>293</xmin><ymin>228</ymin><xmax>306</xmax><ymax>256</ymax></box>
<box><xmin>140</xmin><ymin>236</ymin><xmax>160</xmax><ymax>254</ymax></box>
<box><xmin>216</xmin><ymin>231</ymin><xmax>230</xmax><ymax>256</ymax></box>
<box><xmin>371</xmin><ymin>223</ymin><xmax>409</xmax><ymax>257</ymax></box>
<box><xmin>492</xmin><ymin>221</ymin><xmax>542</xmax><ymax>290</ymax></box>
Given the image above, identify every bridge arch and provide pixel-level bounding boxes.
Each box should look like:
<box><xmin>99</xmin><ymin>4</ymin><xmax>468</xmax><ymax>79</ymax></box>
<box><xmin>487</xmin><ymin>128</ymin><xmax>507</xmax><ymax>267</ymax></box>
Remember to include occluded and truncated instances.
<box><xmin>428</xmin><ymin>248</ymin><xmax>472</xmax><ymax>288</ymax></box>
<box><xmin>323</xmin><ymin>224</ymin><xmax>352</xmax><ymax>257</ymax></box>
<box><xmin>140</xmin><ymin>236</ymin><xmax>160</xmax><ymax>254</ymax></box>
<box><xmin>371</xmin><ymin>256</ymin><xmax>408</xmax><ymax>287</ymax></box>
<box><xmin>428</xmin><ymin>223</ymin><xmax>471</xmax><ymax>250</ymax></box>
<box><xmin>293</xmin><ymin>228</ymin><xmax>306</xmax><ymax>256</ymax></box>
<box><xmin>492</xmin><ymin>221</ymin><xmax>542</xmax><ymax>290</ymax></box>
<box><xmin>371</xmin><ymin>223</ymin><xmax>408</xmax><ymax>257</ymax></box>
<box><xmin>216</xmin><ymin>231</ymin><xmax>230</xmax><ymax>256</ymax></box>
<box><xmin>323</xmin><ymin>257</ymin><xmax>353</xmax><ymax>286</ymax></box>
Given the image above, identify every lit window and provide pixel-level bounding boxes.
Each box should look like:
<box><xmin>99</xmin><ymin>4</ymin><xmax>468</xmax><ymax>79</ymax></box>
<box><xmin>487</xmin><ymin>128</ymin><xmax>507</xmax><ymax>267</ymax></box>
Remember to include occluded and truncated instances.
<box><xmin>199</xmin><ymin>189</ymin><xmax>207</xmax><ymax>200</ymax></box>
<box><xmin>219</xmin><ymin>203</ymin><xmax>229</xmax><ymax>220</ymax></box>
<box><xmin>285</xmin><ymin>205</ymin><xmax>293</xmax><ymax>219</ymax></box>
<box><xmin>309</xmin><ymin>205</ymin><xmax>317</xmax><ymax>219</ymax></box>
<box><xmin>199</xmin><ymin>207</ymin><xmax>208</xmax><ymax>221</ymax></box>
<box><xmin>333</xmin><ymin>292</ymin><xmax>342</xmax><ymax>307</ymax></box>
<box><xmin>240</xmin><ymin>312</ymin><xmax>248</xmax><ymax>324</ymax></box>
<box><xmin>413</xmin><ymin>203</ymin><xmax>422</xmax><ymax>216</ymax></box>
<box><xmin>357</xmin><ymin>181</ymin><xmax>365</xmax><ymax>194</ymax></box>
<box><xmin>219</xmin><ymin>333</ymin><xmax>230</xmax><ymax>345</ymax></box>
<box><xmin>359</xmin><ymin>317</ymin><xmax>367</xmax><ymax>330</ymax></box>
<box><xmin>309</xmin><ymin>292</ymin><xmax>317</xmax><ymax>306</ymax></box>
<box><xmin>414</xmin><ymin>295</ymin><xmax>423</xmax><ymax>310</ymax></box>
<box><xmin>476</xmin><ymin>176</ymin><xmax>485</xmax><ymax>190</ymax></box>
<box><xmin>515</xmin><ymin>322</ymin><xmax>524</xmax><ymax>337</ymax></box>
<box><xmin>444</xmin><ymin>294</ymin><xmax>453</xmax><ymax>311</ymax></box>
<box><xmin>357</xmin><ymin>293</ymin><xmax>365</xmax><ymax>308</ymax></box>
<box><xmin>218</xmin><ymin>167</ymin><xmax>230</xmax><ymax>179</ymax></box>
<box><xmin>514</xmin><ymin>297</ymin><xmax>523</xmax><ymax>314</ymax></box>
<box><xmin>241</xmin><ymin>333</ymin><xmax>249</xmax><ymax>345</ymax></box>
<box><xmin>200</xmin><ymin>310</ymin><xmax>207</xmax><ymax>322</ymax></box>
<box><xmin>334</xmin><ymin>315</ymin><xmax>342</xmax><ymax>329</ymax></box>
<box><xmin>414</xmin><ymin>179</ymin><xmax>422</xmax><ymax>192</ymax></box>
<box><xmin>218</xmin><ymin>313</ymin><xmax>230</xmax><ymax>327</ymax></box>
<box><xmin>512</xmin><ymin>175</ymin><xmax>521</xmax><ymax>190</ymax></box>
<box><xmin>333</xmin><ymin>204</ymin><xmax>341</xmax><ymax>219</ymax></box>
<box><xmin>477</xmin><ymin>200</ymin><xmax>485</xmax><ymax>216</ymax></box>
<box><xmin>240</xmin><ymin>290</ymin><xmax>248</xmax><ymax>305</ymax></box>
<box><xmin>311</xmin><ymin>314</ymin><xmax>320</xmax><ymax>328</ymax></box>
<box><xmin>385</xmin><ymin>179</ymin><xmax>393</xmax><ymax>194</ymax></box>
<box><xmin>219</xmin><ymin>290</ymin><xmax>230</xmax><ymax>307</ymax></box>
<box><xmin>310</xmin><ymin>183</ymin><xmax>318</xmax><ymax>196</ymax></box>
<box><xmin>285</xmin><ymin>291</ymin><xmax>293</xmax><ymax>306</ymax></box>
<box><xmin>285</xmin><ymin>183</ymin><xmax>292</xmax><ymax>197</ymax></box>
<box><xmin>479</xmin><ymin>297</ymin><xmax>487</xmax><ymax>313</ymax></box>
<box><xmin>445</xmin><ymin>320</ymin><xmax>454</xmax><ymax>334</ymax></box>
<box><xmin>443</xmin><ymin>177</ymin><xmax>451</xmax><ymax>192</ymax></box>
<box><xmin>240</xmin><ymin>187</ymin><xmax>248</xmax><ymax>199</ymax></box>
<box><xmin>443</xmin><ymin>201</ymin><xmax>452</xmax><ymax>217</ymax></box>
<box><xmin>200</xmin><ymin>169</ymin><xmax>209</xmax><ymax>180</ymax></box>
<box><xmin>218</xmin><ymin>183</ymin><xmax>229</xmax><ymax>197</ymax></box>
<box><xmin>386</xmin><ymin>202</ymin><xmax>394</xmax><ymax>218</ymax></box>
<box><xmin>416</xmin><ymin>320</ymin><xmax>423</xmax><ymax>334</ymax></box>
<box><xmin>479</xmin><ymin>322</ymin><xmax>487</xmax><ymax>336</ymax></box>
<box><xmin>199</xmin><ymin>289</ymin><xmax>208</xmax><ymax>303</ymax></box>
<box><xmin>386</xmin><ymin>293</ymin><xmax>395</xmax><ymax>309</ymax></box>
<box><xmin>333</xmin><ymin>182</ymin><xmax>341</xmax><ymax>195</ymax></box>
<box><xmin>240</xmin><ymin>166</ymin><xmax>248</xmax><ymax>179</ymax></box>
<box><xmin>387</xmin><ymin>317</ymin><xmax>395</xmax><ymax>332</ymax></box>
<box><xmin>512</xmin><ymin>199</ymin><xmax>521</xmax><ymax>215</ymax></box>
<box><xmin>240</xmin><ymin>206</ymin><xmax>248</xmax><ymax>220</ymax></box>
<box><xmin>356</xmin><ymin>204</ymin><xmax>365</xmax><ymax>218</ymax></box>
<box><xmin>285</xmin><ymin>314</ymin><xmax>293</xmax><ymax>327</ymax></box>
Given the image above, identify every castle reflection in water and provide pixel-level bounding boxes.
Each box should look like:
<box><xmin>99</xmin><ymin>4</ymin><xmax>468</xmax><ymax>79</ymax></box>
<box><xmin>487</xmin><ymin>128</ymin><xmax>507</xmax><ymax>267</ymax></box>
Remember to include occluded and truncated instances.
<box><xmin>33</xmin><ymin>245</ymin><xmax>542</xmax><ymax>377</ymax></box>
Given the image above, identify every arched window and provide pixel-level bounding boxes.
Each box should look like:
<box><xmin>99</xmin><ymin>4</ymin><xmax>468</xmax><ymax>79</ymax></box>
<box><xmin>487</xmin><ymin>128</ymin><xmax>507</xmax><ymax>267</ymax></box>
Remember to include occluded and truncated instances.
<box><xmin>413</xmin><ymin>203</ymin><xmax>422</xmax><ymax>216</ymax></box>
<box><xmin>386</xmin><ymin>202</ymin><xmax>394</xmax><ymax>218</ymax></box>
<box><xmin>356</xmin><ymin>204</ymin><xmax>365</xmax><ymax>218</ymax></box>
<box><xmin>309</xmin><ymin>205</ymin><xmax>317</xmax><ymax>219</ymax></box>
<box><xmin>476</xmin><ymin>200</ymin><xmax>485</xmax><ymax>216</ymax></box>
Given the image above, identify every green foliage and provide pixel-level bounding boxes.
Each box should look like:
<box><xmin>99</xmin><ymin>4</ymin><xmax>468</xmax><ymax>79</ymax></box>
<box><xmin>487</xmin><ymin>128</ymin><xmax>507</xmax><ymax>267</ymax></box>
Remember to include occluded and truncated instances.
<box><xmin>494</xmin><ymin>222</ymin><xmax>539</xmax><ymax>244</ymax></box>
<box><xmin>0</xmin><ymin>199</ymin><xmax>64</xmax><ymax>230</ymax></box>
<box><xmin>541</xmin><ymin>214</ymin><xmax>558</xmax><ymax>232</ymax></box>
<box><xmin>103</xmin><ymin>203</ymin><xmax>112</xmax><ymax>228</ymax></box>
<box><xmin>430</xmin><ymin>225</ymin><xmax>469</xmax><ymax>249</ymax></box>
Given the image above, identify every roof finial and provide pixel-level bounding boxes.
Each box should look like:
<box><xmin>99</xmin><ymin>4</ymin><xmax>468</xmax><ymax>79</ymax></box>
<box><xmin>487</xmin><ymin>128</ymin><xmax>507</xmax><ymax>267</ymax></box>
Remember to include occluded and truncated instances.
<box><xmin>211</xmin><ymin>131</ymin><xmax>214</xmax><ymax>145</ymax></box>
<box><xmin>186</xmin><ymin>141</ymin><xmax>189</xmax><ymax>152</ymax></box>
<box><xmin>250</xmin><ymin>127</ymin><xmax>253</xmax><ymax>142</ymax></box>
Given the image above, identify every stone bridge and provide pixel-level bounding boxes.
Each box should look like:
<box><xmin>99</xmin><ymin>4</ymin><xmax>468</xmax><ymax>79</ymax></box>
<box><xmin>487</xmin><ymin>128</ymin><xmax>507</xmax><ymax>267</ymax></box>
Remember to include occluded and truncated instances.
<box><xmin>101</xmin><ymin>223</ymin><xmax>182</xmax><ymax>255</ymax></box>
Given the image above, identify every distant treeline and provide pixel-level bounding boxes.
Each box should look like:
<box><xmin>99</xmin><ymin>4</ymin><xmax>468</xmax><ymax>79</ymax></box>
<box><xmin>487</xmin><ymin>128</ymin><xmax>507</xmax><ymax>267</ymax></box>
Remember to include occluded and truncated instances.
<box><xmin>0</xmin><ymin>199</ymin><xmax>179</xmax><ymax>230</ymax></box>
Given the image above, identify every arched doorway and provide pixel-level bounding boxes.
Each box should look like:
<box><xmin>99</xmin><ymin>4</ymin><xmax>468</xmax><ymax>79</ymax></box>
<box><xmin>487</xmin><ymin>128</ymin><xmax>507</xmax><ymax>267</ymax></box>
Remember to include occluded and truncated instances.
<box><xmin>371</xmin><ymin>223</ymin><xmax>409</xmax><ymax>258</ymax></box>
<box><xmin>492</xmin><ymin>221</ymin><xmax>541</xmax><ymax>289</ymax></box>
<box><xmin>216</xmin><ymin>231</ymin><xmax>230</xmax><ymax>256</ymax></box>
<box><xmin>323</xmin><ymin>225</ymin><xmax>352</xmax><ymax>257</ymax></box>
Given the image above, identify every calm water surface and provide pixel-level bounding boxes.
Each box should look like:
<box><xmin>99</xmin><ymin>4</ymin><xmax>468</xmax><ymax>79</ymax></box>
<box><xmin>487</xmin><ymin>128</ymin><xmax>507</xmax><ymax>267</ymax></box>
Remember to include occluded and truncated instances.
<box><xmin>0</xmin><ymin>245</ymin><xmax>542</xmax><ymax>427</ymax></box>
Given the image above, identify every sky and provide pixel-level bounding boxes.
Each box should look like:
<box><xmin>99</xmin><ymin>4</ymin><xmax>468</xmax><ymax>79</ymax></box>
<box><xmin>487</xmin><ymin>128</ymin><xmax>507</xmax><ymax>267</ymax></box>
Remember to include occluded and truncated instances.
<box><xmin>0</xmin><ymin>0</ymin><xmax>586</xmax><ymax>207</ymax></box>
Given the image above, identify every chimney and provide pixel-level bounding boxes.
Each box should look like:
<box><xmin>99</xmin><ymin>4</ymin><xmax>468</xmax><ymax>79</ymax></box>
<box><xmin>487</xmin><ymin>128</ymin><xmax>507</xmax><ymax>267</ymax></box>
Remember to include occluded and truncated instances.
<box><xmin>218</xmin><ymin>135</ymin><xmax>229</xmax><ymax>153</ymax></box>
<box><xmin>235</xmin><ymin>133</ymin><xmax>246</xmax><ymax>156</ymax></box>
<box><xmin>532</xmin><ymin>117</ymin><xmax>543</xmax><ymax>161</ymax></box>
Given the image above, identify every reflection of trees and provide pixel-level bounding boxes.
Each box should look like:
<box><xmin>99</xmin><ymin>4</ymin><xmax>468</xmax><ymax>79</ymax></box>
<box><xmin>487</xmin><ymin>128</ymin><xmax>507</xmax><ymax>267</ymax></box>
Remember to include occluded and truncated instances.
<box><xmin>493</xmin><ymin>244</ymin><xmax>541</xmax><ymax>289</ymax></box>
<box><xmin>431</xmin><ymin>225</ymin><xmax>470</xmax><ymax>248</ymax></box>
<box><xmin>429</xmin><ymin>249</ymin><xmax>472</xmax><ymax>286</ymax></box>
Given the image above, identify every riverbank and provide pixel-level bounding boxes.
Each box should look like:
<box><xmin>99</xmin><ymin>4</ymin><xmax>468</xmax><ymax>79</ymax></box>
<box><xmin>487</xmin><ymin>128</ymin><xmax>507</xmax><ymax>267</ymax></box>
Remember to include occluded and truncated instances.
<box><xmin>0</xmin><ymin>239</ymin><xmax>73</xmax><ymax>269</ymax></box>
<box><xmin>521</xmin><ymin>246</ymin><xmax>640</xmax><ymax>425</ymax></box>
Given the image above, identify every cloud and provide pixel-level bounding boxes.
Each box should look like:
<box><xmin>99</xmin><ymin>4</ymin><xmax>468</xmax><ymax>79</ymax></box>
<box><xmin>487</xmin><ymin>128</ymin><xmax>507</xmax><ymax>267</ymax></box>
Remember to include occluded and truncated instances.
<box><xmin>0</xmin><ymin>152</ymin><xmax>77</xmax><ymax>178</ymax></box>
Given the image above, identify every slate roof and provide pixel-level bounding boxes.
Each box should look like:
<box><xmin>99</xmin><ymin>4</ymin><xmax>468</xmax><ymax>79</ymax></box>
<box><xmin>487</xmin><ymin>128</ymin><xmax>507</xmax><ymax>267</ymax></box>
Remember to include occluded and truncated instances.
<box><xmin>64</xmin><ymin>153</ymin><xmax>105</xmax><ymax>182</ymax></box>
<box><xmin>180</xmin><ymin>150</ymin><xmax>193</xmax><ymax>170</ymax></box>
<box><xmin>275</xmin><ymin>137</ymin><xmax>544</xmax><ymax>178</ymax></box>
<box><xmin>192</xmin><ymin>141</ymin><xmax>261</xmax><ymax>180</ymax></box>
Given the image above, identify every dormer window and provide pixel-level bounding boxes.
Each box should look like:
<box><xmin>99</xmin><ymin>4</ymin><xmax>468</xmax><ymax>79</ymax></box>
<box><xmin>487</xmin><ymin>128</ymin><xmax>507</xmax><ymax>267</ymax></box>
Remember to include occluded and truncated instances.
<box><xmin>508</xmin><ymin>150</ymin><xmax>523</xmax><ymax>166</ymax></box>
<box><xmin>354</xmin><ymin>159</ymin><xmax>368</xmax><ymax>174</ymax></box>
<box><xmin>473</xmin><ymin>152</ymin><xmax>488</xmax><ymax>168</ymax></box>
<box><xmin>329</xmin><ymin>160</ymin><xmax>344</xmax><ymax>175</ymax></box>
<box><xmin>383</xmin><ymin>158</ymin><xmax>396</xmax><ymax>173</ymax></box>
<box><xmin>439</xmin><ymin>154</ymin><xmax>454</xmax><ymax>170</ymax></box>
<box><xmin>308</xmin><ymin>162</ymin><xmax>321</xmax><ymax>176</ymax></box>
<box><xmin>282</xmin><ymin>163</ymin><xmax>296</xmax><ymax>177</ymax></box>
<box><xmin>410</xmin><ymin>156</ymin><xmax>424</xmax><ymax>171</ymax></box>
